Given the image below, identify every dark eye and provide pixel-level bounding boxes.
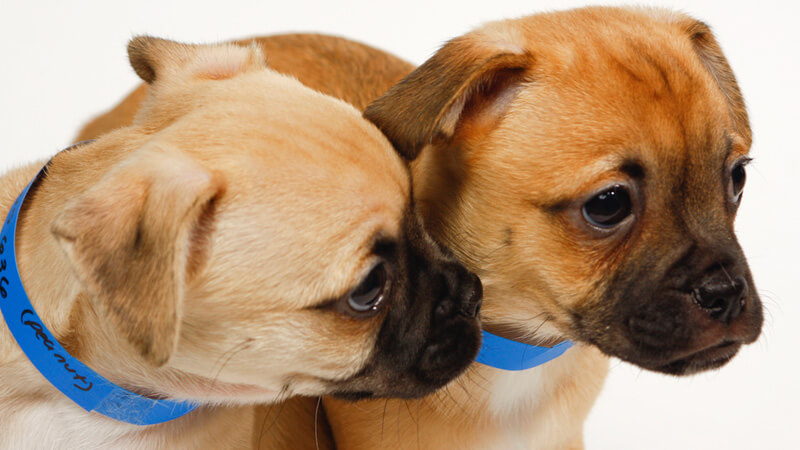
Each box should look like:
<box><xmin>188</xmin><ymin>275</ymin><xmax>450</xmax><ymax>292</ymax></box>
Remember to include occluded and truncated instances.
<box><xmin>582</xmin><ymin>185</ymin><xmax>632</xmax><ymax>228</ymax></box>
<box><xmin>730</xmin><ymin>162</ymin><xmax>747</xmax><ymax>204</ymax></box>
<box><xmin>347</xmin><ymin>262</ymin><xmax>390</xmax><ymax>314</ymax></box>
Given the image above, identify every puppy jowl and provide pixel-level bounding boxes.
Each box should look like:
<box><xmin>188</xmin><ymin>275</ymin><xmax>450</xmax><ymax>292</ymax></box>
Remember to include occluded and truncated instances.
<box><xmin>363</xmin><ymin>7</ymin><xmax>763</xmax><ymax>376</ymax></box>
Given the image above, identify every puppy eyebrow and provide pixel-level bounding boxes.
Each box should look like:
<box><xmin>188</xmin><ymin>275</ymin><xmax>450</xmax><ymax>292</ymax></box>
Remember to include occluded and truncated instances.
<box><xmin>534</xmin><ymin>159</ymin><xmax>644</xmax><ymax>214</ymax></box>
<box><xmin>537</xmin><ymin>198</ymin><xmax>572</xmax><ymax>214</ymax></box>
<box><xmin>371</xmin><ymin>236</ymin><xmax>398</xmax><ymax>259</ymax></box>
<box><xmin>306</xmin><ymin>235</ymin><xmax>398</xmax><ymax>312</ymax></box>
<box><xmin>722</xmin><ymin>133</ymin><xmax>734</xmax><ymax>160</ymax></box>
<box><xmin>620</xmin><ymin>160</ymin><xmax>645</xmax><ymax>179</ymax></box>
<box><xmin>309</xmin><ymin>296</ymin><xmax>342</xmax><ymax>311</ymax></box>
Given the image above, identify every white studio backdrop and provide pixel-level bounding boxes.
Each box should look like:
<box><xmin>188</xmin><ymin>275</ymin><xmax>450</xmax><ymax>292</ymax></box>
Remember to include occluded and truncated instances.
<box><xmin>1</xmin><ymin>1</ymin><xmax>797</xmax><ymax>448</ymax></box>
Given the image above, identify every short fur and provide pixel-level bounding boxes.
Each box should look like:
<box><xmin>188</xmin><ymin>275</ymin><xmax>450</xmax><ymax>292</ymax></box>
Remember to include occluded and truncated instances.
<box><xmin>0</xmin><ymin>37</ymin><xmax>483</xmax><ymax>448</ymax></box>
<box><xmin>76</xmin><ymin>6</ymin><xmax>763</xmax><ymax>449</ymax></box>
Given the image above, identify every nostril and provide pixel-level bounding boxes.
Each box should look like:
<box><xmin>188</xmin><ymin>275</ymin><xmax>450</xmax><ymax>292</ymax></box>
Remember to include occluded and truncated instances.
<box><xmin>693</xmin><ymin>291</ymin><xmax>726</xmax><ymax>314</ymax></box>
<box><xmin>433</xmin><ymin>263</ymin><xmax>483</xmax><ymax>319</ymax></box>
<box><xmin>692</xmin><ymin>276</ymin><xmax>747</xmax><ymax>323</ymax></box>
<box><xmin>459</xmin><ymin>273</ymin><xmax>483</xmax><ymax>318</ymax></box>
<box><xmin>459</xmin><ymin>291</ymin><xmax>481</xmax><ymax>318</ymax></box>
<box><xmin>737</xmin><ymin>279</ymin><xmax>749</xmax><ymax>309</ymax></box>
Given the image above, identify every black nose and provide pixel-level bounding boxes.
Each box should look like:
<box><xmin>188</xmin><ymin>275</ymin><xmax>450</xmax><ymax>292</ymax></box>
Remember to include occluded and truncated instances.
<box><xmin>433</xmin><ymin>263</ymin><xmax>483</xmax><ymax>319</ymax></box>
<box><xmin>692</xmin><ymin>276</ymin><xmax>747</xmax><ymax>323</ymax></box>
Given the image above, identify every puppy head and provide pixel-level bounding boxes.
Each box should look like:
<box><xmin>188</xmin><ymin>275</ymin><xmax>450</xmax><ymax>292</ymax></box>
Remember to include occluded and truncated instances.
<box><xmin>365</xmin><ymin>7</ymin><xmax>761</xmax><ymax>375</ymax></box>
<box><xmin>49</xmin><ymin>37</ymin><xmax>482</xmax><ymax>404</ymax></box>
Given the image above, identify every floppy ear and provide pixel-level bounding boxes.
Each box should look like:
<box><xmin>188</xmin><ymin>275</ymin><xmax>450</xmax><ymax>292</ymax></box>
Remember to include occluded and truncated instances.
<box><xmin>51</xmin><ymin>147</ymin><xmax>221</xmax><ymax>366</ymax></box>
<box><xmin>127</xmin><ymin>35</ymin><xmax>266</xmax><ymax>84</ymax></box>
<box><xmin>682</xmin><ymin>20</ymin><xmax>751</xmax><ymax>147</ymax></box>
<box><xmin>364</xmin><ymin>29</ymin><xmax>533</xmax><ymax>160</ymax></box>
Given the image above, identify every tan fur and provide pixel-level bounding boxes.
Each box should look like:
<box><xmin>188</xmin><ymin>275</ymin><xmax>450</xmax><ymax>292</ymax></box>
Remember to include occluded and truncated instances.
<box><xmin>250</xmin><ymin>396</ymin><xmax>335</xmax><ymax>449</ymax></box>
<box><xmin>0</xmin><ymin>37</ymin><xmax>413</xmax><ymax>448</ymax></box>
<box><xmin>76</xmin><ymin>34</ymin><xmax>414</xmax><ymax>142</ymax></box>
<box><xmin>75</xmin><ymin>6</ymin><xmax>758</xmax><ymax>449</ymax></box>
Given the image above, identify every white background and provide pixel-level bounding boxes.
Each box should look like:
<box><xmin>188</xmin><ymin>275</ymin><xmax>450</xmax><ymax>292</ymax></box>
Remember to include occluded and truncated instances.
<box><xmin>1</xmin><ymin>1</ymin><xmax>797</xmax><ymax>448</ymax></box>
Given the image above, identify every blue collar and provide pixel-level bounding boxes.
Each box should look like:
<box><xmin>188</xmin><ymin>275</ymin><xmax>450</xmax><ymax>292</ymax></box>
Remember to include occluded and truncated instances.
<box><xmin>476</xmin><ymin>330</ymin><xmax>573</xmax><ymax>371</ymax></box>
<box><xmin>0</xmin><ymin>161</ymin><xmax>197</xmax><ymax>425</ymax></box>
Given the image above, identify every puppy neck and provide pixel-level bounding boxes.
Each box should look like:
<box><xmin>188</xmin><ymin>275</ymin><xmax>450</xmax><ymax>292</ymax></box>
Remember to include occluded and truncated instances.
<box><xmin>0</xmin><ymin>142</ymin><xmax>216</xmax><ymax>438</ymax></box>
<box><xmin>0</xmin><ymin>137</ymin><xmax>151</xmax><ymax>387</ymax></box>
<box><xmin>0</xmin><ymin>161</ymin><xmax>71</xmax><ymax>363</ymax></box>
<box><xmin>0</xmin><ymin>155</ymin><xmax>108</xmax><ymax>365</ymax></box>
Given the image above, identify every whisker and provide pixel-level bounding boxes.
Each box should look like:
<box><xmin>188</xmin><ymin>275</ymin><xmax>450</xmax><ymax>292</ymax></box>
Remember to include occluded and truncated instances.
<box><xmin>380</xmin><ymin>398</ymin><xmax>389</xmax><ymax>446</ymax></box>
<box><xmin>403</xmin><ymin>400</ymin><xmax>421</xmax><ymax>450</ymax></box>
<box><xmin>396</xmin><ymin>401</ymin><xmax>403</xmax><ymax>448</ymax></box>
<box><xmin>209</xmin><ymin>338</ymin><xmax>252</xmax><ymax>388</ymax></box>
<box><xmin>416</xmin><ymin>401</ymin><xmax>422</xmax><ymax>450</ymax></box>
<box><xmin>521</xmin><ymin>311</ymin><xmax>548</xmax><ymax>323</ymax></box>
<box><xmin>526</xmin><ymin>318</ymin><xmax>551</xmax><ymax>340</ymax></box>
<box><xmin>469</xmin><ymin>368</ymin><xmax>489</xmax><ymax>385</ymax></box>
<box><xmin>719</xmin><ymin>264</ymin><xmax>735</xmax><ymax>287</ymax></box>
<box><xmin>257</xmin><ymin>385</ymin><xmax>289</xmax><ymax>448</ymax></box>
<box><xmin>441</xmin><ymin>384</ymin><xmax>469</xmax><ymax>417</ymax></box>
<box><xmin>404</xmin><ymin>400</ymin><xmax>418</xmax><ymax>426</ymax></box>
<box><xmin>256</xmin><ymin>404</ymin><xmax>273</xmax><ymax>449</ymax></box>
<box><xmin>314</xmin><ymin>397</ymin><xmax>322</xmax><ymax>450</ymax></box>
<box><xmin>454</xmin><ymin>375</ymin><xmax>471</xmax><ymax>398</ymax></box>
<box><xmin>464</xmin><ymin>370</ymin><xmax>489</xmax><ymax>395</ymax></box>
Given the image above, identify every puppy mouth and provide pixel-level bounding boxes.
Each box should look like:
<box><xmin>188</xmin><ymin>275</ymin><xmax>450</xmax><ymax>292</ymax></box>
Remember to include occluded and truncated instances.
<box><xmin>582</xmin><ymin>333</ymin><xmax>744</xmax><ymax>376</ymax></box>
<box><xmin>651</xmin><ymin>340</ymin><xmax>741</xmax><ymax>375</ymax></box>
<box><xmin>574</xmin><ymin>275</ymin><xmax>762</xmax><ymax>376</ymax></box>
<box><xmin>577</xmin><ymin>309</ymin><xmax>753</xmax><ymax>376</ymax></box>
<box><xmin>322</xmin><ymin>314</ymin><xmax>483</xmax><ymax>401</ymax></box>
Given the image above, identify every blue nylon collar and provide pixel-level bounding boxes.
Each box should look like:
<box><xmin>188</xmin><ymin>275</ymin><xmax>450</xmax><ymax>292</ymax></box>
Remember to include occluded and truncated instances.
<box><xmin>0</xmin><ymin>162</ymin><xmax>197</xmax><ymax>425</ymax></box>
<box><xmin>476</xmin><ymin>330</ymin><xmax>573</xmax><ymax>371</ymax></box>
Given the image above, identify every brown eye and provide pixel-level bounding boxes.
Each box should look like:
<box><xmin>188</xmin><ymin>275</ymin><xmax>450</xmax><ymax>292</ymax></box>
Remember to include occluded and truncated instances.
<box><xmin>347</xmin><ymin>263</ymin><xmax>390</xmax><ymax>314</ymax></box>
<box><xmin>582</xmin><ymin>185</ymin><xmax>632</xmax><ymax>228</ymax></box>
<box><xmin>730</xmin><ymin>162</ymin><xmax>747</xmax><ymax>205</ymax></box>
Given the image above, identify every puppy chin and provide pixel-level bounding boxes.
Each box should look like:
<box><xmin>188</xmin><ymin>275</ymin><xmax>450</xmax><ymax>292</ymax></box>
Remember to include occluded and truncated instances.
<box><xmin>651</xmin><ymin>341</ymin><xmax>741</xmax><ymax>375</ymax></box>
<box><xmin>576</xmin><ymin>290</ymin><xmax>762</xmax><ymax>376</ymax></box>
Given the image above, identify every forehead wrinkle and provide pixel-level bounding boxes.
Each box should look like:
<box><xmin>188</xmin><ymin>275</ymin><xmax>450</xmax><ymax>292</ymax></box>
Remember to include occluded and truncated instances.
<box><xmin>333</xmin><ymin>198</ymin><xmax>405</xmax><ymax>269</ymax></box>
<box><xmin>307</xmin><ymin>126</ymin><xmax>410</xmax><ymax>201</ymax></box>
<box><xmin>655</xmin><ymin>127</ymin><xmax>735</xmax><ymax>240</ymax></box>
<box><xmin>613</xmin><ymin>34</ymin><xmax>696</xmax><ymax>96</ymax></box>
<box><xmin>536</xmin><ymin>11</ymin><xmax>698</xmax><ymax>92</ymax></box>
<box><xmin>200</xmin><ymin>79</ymin><xmax>410</xmax><ymax>198</ymax></box>
<box><xmin>241</xmin><ymin>112</ymin><xmax>408</xmax><ymax>206</ymax></box>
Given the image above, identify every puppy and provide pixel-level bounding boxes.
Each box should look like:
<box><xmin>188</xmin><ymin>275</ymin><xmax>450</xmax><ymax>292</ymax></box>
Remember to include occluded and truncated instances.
<box><xmin>0</xmin><ymin>36</ymin><xmax>483</xmax><ymax>449</ymax></box>
<box><xmin>76</xmin><ymin>6</ymin><xmax>764</xmax><ymax>449</ymax></box>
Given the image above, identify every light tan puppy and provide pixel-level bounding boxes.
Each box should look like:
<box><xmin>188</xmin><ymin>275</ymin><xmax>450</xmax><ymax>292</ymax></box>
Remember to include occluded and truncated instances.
<box><xmin>0</xmin><ymin>37</ymin><xmax>484</xmax><ymax>449</ymax></box>
<box><xmin>77</xmin><ymin>6</ymin><xmax>764</xmax><ymax>449</ymax></box>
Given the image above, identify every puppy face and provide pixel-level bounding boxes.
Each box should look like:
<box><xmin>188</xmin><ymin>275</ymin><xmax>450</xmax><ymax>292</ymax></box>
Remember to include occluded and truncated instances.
<box><xmin>365</xmin><ymin>7</ymin><xmax>761</xmax><ymax>375</ymax></box>
<box><xmin>48</xmin><ymin>37</ymin><xmax>481</xmax><ymax>404</ymax></box>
